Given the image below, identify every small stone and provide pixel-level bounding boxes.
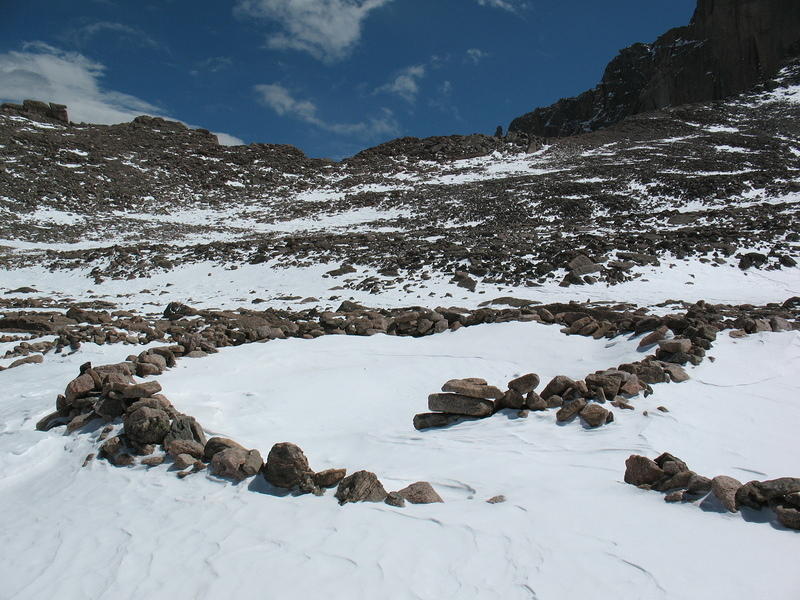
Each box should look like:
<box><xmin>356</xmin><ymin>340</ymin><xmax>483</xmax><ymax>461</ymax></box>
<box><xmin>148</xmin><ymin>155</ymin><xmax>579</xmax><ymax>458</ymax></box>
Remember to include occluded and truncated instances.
<box><xmin>638</xmin><ymin>326</ymin><xmax>668</xmax><ymax>349</ymax></box>
<box><xmin>428</xmin><ymin>393</ymin><xmax>494</xmax><ymax>417</ymax></box>
<box><xmin>525</xmin><ymin>391</ymin><xmax>547</xmax><ymax>411</ymax></box>
<box><xmin>66</xmin><ymin>412</ymin><xmax>96</xmax><ymax>434</ymax></box>
<box><xmin>540</xmin><ymin>375</ymin><xmax>575</xmax><ymax>399</ymax></box>
<box><xmin>686</xmin><ymin>474</ymin><xmax>712</xmax><ymax>495</ymax></box>
<box><xmin>114</xmin><ymin>381</ymin><xmax>162</xmax><ymax>399</ymax></box>
<box><xmin>711</xmin><ymin>475</ymin><xmax>742</xmax><ymax>512</ymax></box>
<box><xmin>123</xmin><ymin>406</ymin><xmax>170</xmax><ymax>445</ymax></box>
<box><xmin>314</xmin><ymin>468</ymin><xmax>347</xmax><ymax>488</ymax></box>
<box><xmin>441</xmin><ymin>379</ymin><xmax>503</xmax><ymax>399</ymax></box>
<box><xmin>496</xmin><ymin>388</ymin><xmax>525</xmax><ymax>410</ymax></box>
<box><xmin>660</xmin><ymin>363</ymin><xmax>690</xmax><ymax>383</ymax></box>
<box><xmin>163</xmin><ymin>415</ymin><xmax>206</xmax><ymax>447</ymax></box>
<box><xmin>611</xmin><ymin>397</ymin><xmax>634</xmax><ymax>409</ymax></box>
<box><xmin>664</xmin><ymin>490</ymin><xmax>686</xmax><ymax>503</ymax></box>
<box><xmin>413</xmin><ymin>412</ymin><xmax>460</xmax><ymax>430</ymax></box>
<box><xmin>335</xmin><ymin>471</ymin><xmax>388</xmax><ymax>505</ymax></box>
<box><xmin>114</xmin><ymin>453</ymin><xmax>135</xmax><ymax>467</ymax></box>
<box><xmin>579</xmin><ymin>402</ymin><xmax>608</xmax><ymax>427</ymax></box>
<box><xmin>99</xmin><ymin>435</ymin><xmax>124</xmax><ymax>461</ymax></box>
<box><xmin>775</xmin><ymin>506</ymin><xmax>800</xmax><ymax>530</ymax></box>
<box><xmin>487</xmin><ymin>495</ymin><xmax>506</xmax><ymax>504</ymax></box>
<box><xmin>173</xmin><ymin>453</ymin><xmax>196</xmax><ymax>470</ymax></box>
<box><xmin>82</xmin><ymin>453</ymin><xmax>95</xmax><ymax>467</ymax></box>
<box><xmin>654</xmin><ymin>452</ymin><xmax>688</xmax><ymax>472</ymax></box>
<box><xmin>507</xmin><ymin>373</ymin><xmax>540</xmax><ymax>394</ymax></box>
<box><xmin>64</xmin><ymin>374</ymin><xmax>96</xmax><ymax>404</ymax></box>
<box><xmin>141</xmin><ymin>456</ymin><xmax>165</xmax><ymax>467</ymax></box>
<box><xmin>657</xmin><ymin>406</ymin><xmax>669</xmax><ymax>412</ymax></box>
<box><xmin>203</xmin><ymin>437</ymin><xmax>245</xmax><ymax>460</ymax></box>
<box><xmin>35</xmin><ymin>411</ymin><xmax>65</xmax><ymax>432</ymax></box>
<box><xmin>210</xmin><ymin>447</ymin><xmax>263</xmax><ymax>481</ymax></box>
<box><xmin>263</xmin><ymin>442</ymin><xmax>315</xmax><ymax>490</ymax></box>
<box><xmin>545</xmin><ymin>394</ymin><xmax>563</xmax><ymax>408</ymax></box>
<box><xmin>556</xmin><ymin>397</ymin><xmax>587</xmax><ymax>422</ymax></box>
<box><xmin>396</xmin><ymin>481</ymin><xmax>444</xmax><ymax>504</ymax></box>
<box><xmin>385</xmin><ymin>492</ymin><xmax>406</xmax><ymax>507</ymax></box>
<box><xmin>165</xmin><ymin>439</ymin><xmax>205</xmax><ymax>460</ymax></box>
<box><xmin>658</xmin><ymin>338</ymin><xmax>692</xmax><ymax>353</ymax></box>
<box><xmin>624</xmin><ymin>455</ymin><xmax>665</xmax><ymax>486</ymax></box>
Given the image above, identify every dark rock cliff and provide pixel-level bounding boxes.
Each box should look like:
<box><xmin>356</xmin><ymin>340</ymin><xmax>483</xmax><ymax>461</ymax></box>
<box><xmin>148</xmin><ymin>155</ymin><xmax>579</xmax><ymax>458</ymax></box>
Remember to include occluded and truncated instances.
<box><xmin>508</xmin><ymin>0</ymin><xmax>800</xmax><ymax>138</ymax></box>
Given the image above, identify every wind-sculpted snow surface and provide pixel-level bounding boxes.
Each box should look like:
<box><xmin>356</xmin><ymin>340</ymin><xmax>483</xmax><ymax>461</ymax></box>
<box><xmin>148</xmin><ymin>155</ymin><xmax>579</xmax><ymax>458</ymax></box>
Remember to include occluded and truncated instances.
<box><xmin>1</xmin><ymin>325</ymin><xmax>799</xmax><ymax>599</ymax></box>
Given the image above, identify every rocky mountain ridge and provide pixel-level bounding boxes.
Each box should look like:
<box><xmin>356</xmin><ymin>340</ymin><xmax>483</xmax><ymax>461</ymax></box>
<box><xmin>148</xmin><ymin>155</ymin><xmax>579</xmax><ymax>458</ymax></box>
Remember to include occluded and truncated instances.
<box><xmin>508</xmin><ymin>0</ymin><xmax>800</xmax><ymax>138</ymax></box>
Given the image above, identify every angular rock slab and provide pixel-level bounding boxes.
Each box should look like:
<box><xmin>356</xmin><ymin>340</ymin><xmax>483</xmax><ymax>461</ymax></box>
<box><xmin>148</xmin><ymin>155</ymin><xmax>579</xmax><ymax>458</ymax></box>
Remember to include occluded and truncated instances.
<box><xmin>428</xmin><ymin>393</ymin><xmax>493</xmax><ymax>417</ymax></box>
<box><xmin>624</xmin><ymin>455</ymin><xmax>665</xmax><ymax>486</ymax></box>
<box><xmin>441</xmin><ymin>379</ymin><xmax>503</xmax><ymax>399</ymax></box>
<box><xmin>335</xmin><ymin>470</ymin><xmax>388</xmax><ymax>505</ymax></box>
<box><xmin>413</xmin><ymin>412</ymin><xmax>461</xmax><ymax>430</ymax></box>
<box><xmin>396</xmin><ymin>481</ymin><xmax>443</xmax><ymax>504</ymax></box>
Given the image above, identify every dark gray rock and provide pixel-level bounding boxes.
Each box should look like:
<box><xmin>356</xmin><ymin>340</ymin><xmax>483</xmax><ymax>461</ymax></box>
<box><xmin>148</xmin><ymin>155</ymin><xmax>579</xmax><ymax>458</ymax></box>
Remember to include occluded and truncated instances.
<box><xmin>203</xmin><ymin>437</ymin><xmax>245</xmax><ymax>460</ymax></box>
<box><xmin>314</xmin><ymin>468</ymin><xmax>347</xmax><ymax>488</ymax></box>
<box><xmin>396</xmin><ymin>481</ymin><xmax>444</xmax><ymax>504</ymax></box>
<box><xmin>210</xmin><ymin>447</ymin><xmax>263</xmax><ymax>481</ymax></box>
<box><xmin>507</xmin><ymin>373</ymin><xmax>540</xmax><ymax>394</ymax></box>
<box><xmin>123</xmin><ymin>406</ymin><xmax>170</xmax><ymax>445</ymax></box>
<box><xmin>441</xmin><ymin>379</ymin><xmax>503</xmax><ymax>399</ymax></box>
<box><xmin>262</xmin><ymin>442</ymin><xmax>315</xmax><ymax>490</ymax></box>
<box><xmin>413</xmin><ymin>412</ymin><xmax>461</xmax><ymax>430</ymax></box>
<box><xmin>624</xmin><ymin>455</ymin><xmax>665</xmax><ymax>486</ymax></box>
<box><xmin>428</xmin><ymin>393</ymin><xmax>494</xmax><ymax>417</ymax></box>
<box><xmin>579</xmin><ymin>402</ymin><xmax>609</xmax><ymax>427</ymax></box>
<box><xmin>163</xmin><ymin>415</ymin><xmax>206</xmax><ymax>446</ymax></box>
<box><xmin>335</xmin><ymin>470</ymin><xmax>388</xmax><ymax>505</ymax></box>
<box><xmin>556</xmin><ymin>397</ymin><xmax>587</xmax><ymax>422</ymax></box>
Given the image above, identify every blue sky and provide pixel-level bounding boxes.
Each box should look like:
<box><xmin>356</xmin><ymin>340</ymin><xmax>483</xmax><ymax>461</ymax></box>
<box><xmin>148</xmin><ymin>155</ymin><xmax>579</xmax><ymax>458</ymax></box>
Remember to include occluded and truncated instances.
<box><xmin>1</xmin><ymin>0</ymin><xmax>696</xmax><ymax>158</ymax></box>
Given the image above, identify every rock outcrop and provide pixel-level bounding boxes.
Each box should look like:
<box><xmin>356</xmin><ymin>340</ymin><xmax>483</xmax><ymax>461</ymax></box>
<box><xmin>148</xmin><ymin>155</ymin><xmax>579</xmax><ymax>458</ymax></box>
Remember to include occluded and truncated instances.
<box><xmin>1</xmin><ymin>99</ymin><xmax>69</xmax><ymax>123</ymax></box>
<box><xmin>509</xmin><ymin>0</ymin><xmax>800</xmax><ymax>138</ymax></box>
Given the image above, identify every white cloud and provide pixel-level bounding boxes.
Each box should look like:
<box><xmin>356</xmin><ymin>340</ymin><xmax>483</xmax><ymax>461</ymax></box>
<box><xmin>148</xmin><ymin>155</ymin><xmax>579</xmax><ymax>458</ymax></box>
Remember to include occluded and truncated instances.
<box><xmin>191</xmin><ymin>56</ymin><xmax>233</xmax><ymax>76</ymax></box>
<box><xmin>235</xmin><ymin>0</ymin><xmax>392</xmax><ymax>62</ymax></box>
<box><xmin>475</xmin><ymin>0</ymin><xmax>527</xmax><ymax>13</ymax></box>
<box><xmin>255</xmin><ymin>83</ymin><xmax>398</xmax><ymax>138</ymax></box>
<box><xmin>375</xmin><ymin>64</ymin><xmax>426</xmax><ymax>103</ymax></box>
<box><xmin>0</xmin><ymin>43</ymin><xmax>243</xmax><ymax>145</ymax></box>
<box><xmin>466</xmin><ymin>48</ymin><xmax>488</xmax><ymax>64</ymax></box>
<box><xmin>66</xmin><ymin>21</ymin><xmax>161</xmax><ymax>50</ymax></box>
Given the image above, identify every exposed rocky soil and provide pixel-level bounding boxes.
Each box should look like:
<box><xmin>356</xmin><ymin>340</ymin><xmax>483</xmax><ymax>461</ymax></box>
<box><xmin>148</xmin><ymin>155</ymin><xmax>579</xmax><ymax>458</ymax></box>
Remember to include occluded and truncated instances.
<box><xmin>1</xmin><ymin>60</ymin><xmax>799</xmax><ymax>297</ymax></box>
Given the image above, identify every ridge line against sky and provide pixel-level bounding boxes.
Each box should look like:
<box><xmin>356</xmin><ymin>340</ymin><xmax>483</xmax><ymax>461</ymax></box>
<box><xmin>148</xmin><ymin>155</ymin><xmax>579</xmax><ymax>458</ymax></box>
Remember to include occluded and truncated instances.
<box><xmin>0</xmin><ymin>1</ymin><xmax>695</xmax><ymax>158</ymax></box>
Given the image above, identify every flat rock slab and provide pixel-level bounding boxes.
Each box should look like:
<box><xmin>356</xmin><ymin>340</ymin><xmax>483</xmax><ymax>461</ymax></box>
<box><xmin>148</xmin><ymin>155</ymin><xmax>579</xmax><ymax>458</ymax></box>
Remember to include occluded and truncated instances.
<box><xmin>441</xmin><ymin>379</ymin><xmax>503</xmax><ymax>399</ymax></box>
<box><xmin>428</xmin><ymin>393</ymin><xmax>494</xmax><ymax>417</ymax></box>
<box><xmin>413</xmin><ymin>412</ymin><xmax>461</xmax><ymax>430</ymax></box>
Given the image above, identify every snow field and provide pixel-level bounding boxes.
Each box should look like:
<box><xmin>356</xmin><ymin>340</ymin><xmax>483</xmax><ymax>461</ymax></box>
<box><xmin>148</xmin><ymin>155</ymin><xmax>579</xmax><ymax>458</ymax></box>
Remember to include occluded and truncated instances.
<box><xmin>0</xmin><ymin>324</ymin><xmax>798</xmax><ymax>599</ymax></box>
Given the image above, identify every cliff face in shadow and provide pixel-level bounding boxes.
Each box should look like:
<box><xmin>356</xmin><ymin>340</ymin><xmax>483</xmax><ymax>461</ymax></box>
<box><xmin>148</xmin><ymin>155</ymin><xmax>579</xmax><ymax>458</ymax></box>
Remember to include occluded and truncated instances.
<box><xmin>508</xmin><ymin>0</ymin><xmax>800</xmax><ymax>138</ymax></box>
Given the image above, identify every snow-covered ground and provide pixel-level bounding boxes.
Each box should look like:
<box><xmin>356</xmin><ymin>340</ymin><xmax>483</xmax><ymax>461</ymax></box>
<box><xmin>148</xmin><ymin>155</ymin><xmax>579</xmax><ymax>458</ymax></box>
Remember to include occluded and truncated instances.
<box><xmin>0</xmin><ymin>324</ymin><xmax>798</xmax><ymax>599</ymax></box>
<box><xmin>1</xmin><ymin>253</ymin><xmax>797</xmax><ymax>316</ymax></box>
